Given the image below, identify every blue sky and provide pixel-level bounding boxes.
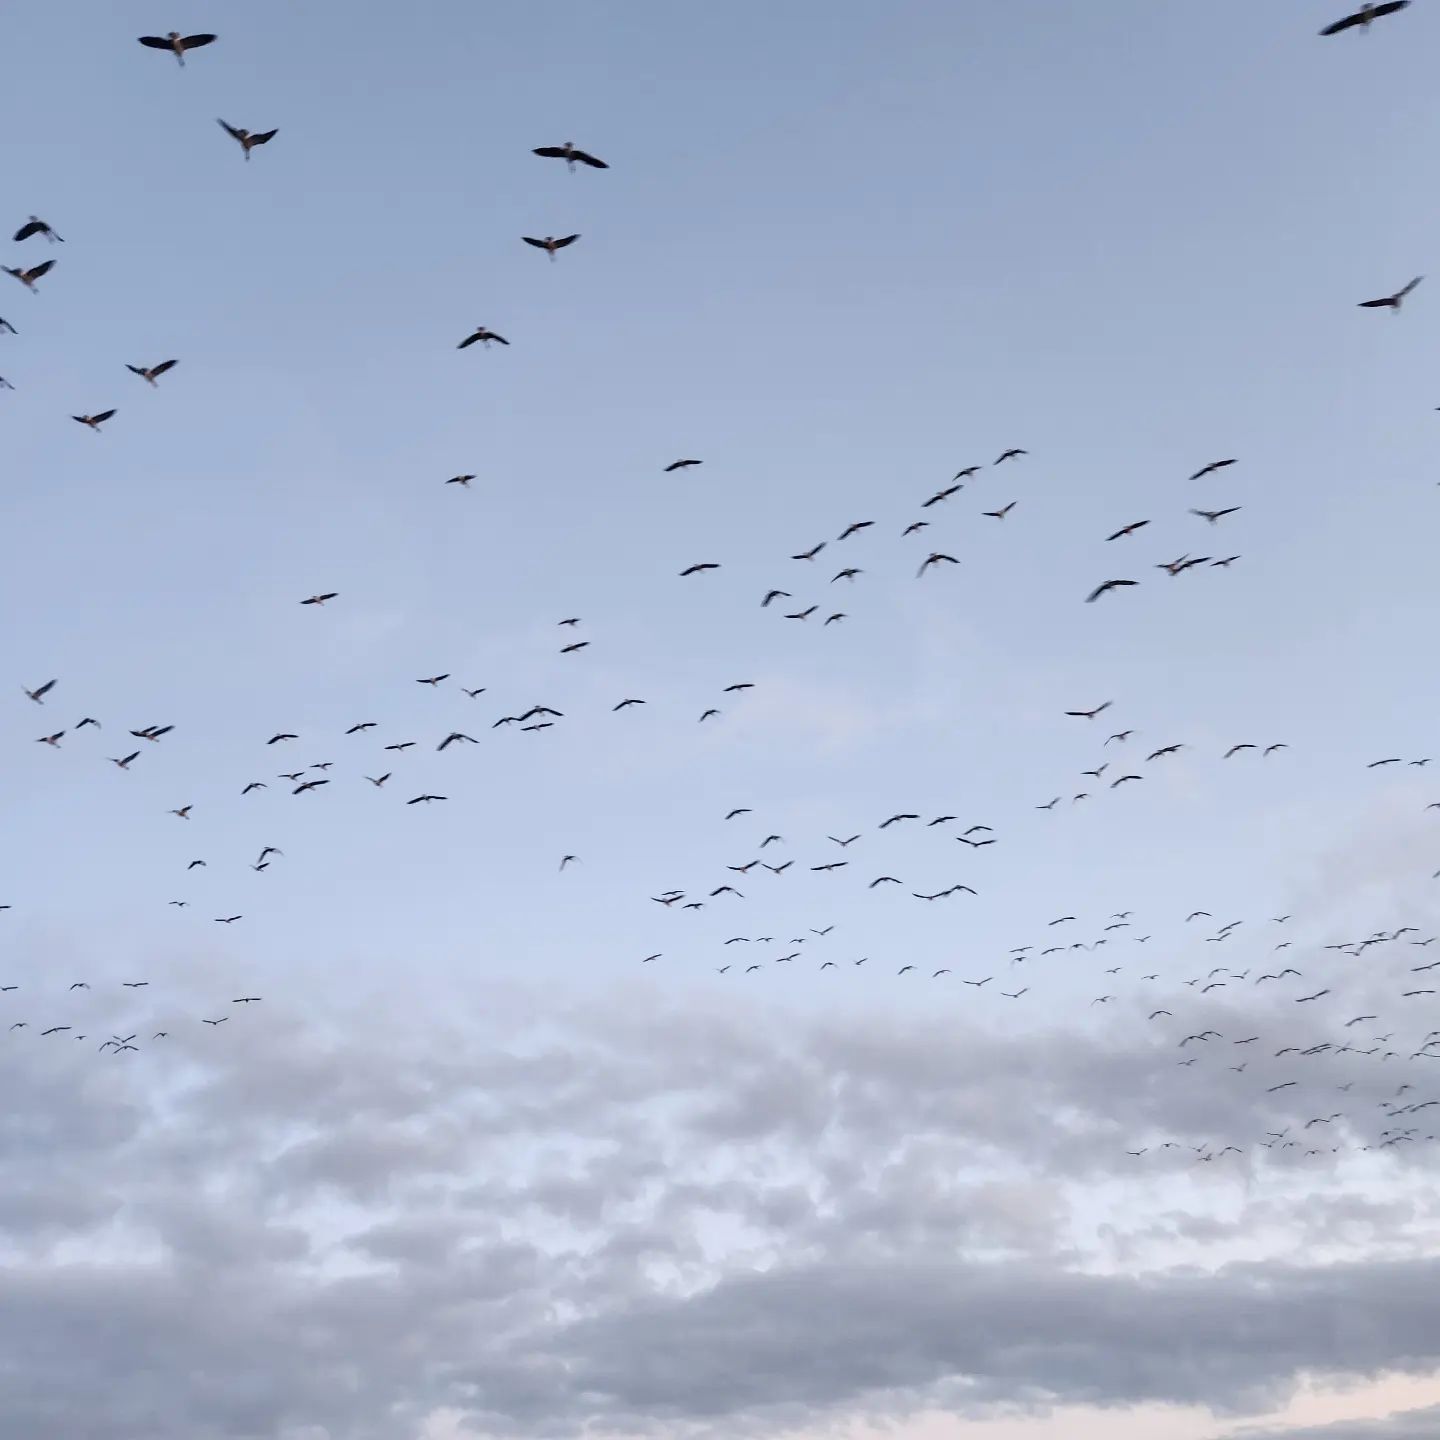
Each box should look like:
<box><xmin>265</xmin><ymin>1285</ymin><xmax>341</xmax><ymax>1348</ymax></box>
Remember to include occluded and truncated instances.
<box><xmin>4</xmin><ymin>3</ymin><xmax>1440</xmax><ymax>1438</ymax></box>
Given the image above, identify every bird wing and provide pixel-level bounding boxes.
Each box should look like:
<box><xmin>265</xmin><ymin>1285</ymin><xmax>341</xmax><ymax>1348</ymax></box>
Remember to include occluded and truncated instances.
<box><xmin>181</xmin><ymin>33</ymin><xmax>217</xmax><ymax>48</ymax></box>
<box><xmin>137</xmin><ymin>35</ymin><xmax>172</xmax><ymax>48</ymax></box>
<box><xmin>522</xmin><ymin>237</ymin><xmax>546</xmax><ymax>248</ymax></box>
<box><xmin>574</xmin><ymin>150</ymin><xmax>608</xmax><ymax>168</ymax></box>
<box><xmin>26</xmin><ymin>260</ymin><xmax>54</xmax><ymax>280</ymax></box>
<box><xmin>251</xmin><ymin>130</ymin><xmax>278</xmax><ymax>146</ymax></box>
<box><xmin>532</xmin><ymin>147</ymin><xmax>568</xmax><ymax>158</ymax></box>
<box><xmin>555</xmin><ymin>234</ymin><xmax>581</xmax><ymax>246</ymax></box>
<box><xmin>151</xmin><ymin>359</ymin><xmax>178</xmax><ymax>377</ymax></box>
<box><xmin>217</xmin><ymin>118</ymin><xmax>244</xmax><ymax>141</ymax></box>
<box><xmin>1399</xmin><ymin>275</ymin><xmax>1424</xmax><ymax>298</ymax></box>
<box><xmin>1320</xmin><ymin>11</ymin><xmax>1365</xmax><ymax>33</ymax></box>
<box><xmin>12</xmin><ymin>221</ymin><xmax>41</xmax><ymax>242</ymax></box>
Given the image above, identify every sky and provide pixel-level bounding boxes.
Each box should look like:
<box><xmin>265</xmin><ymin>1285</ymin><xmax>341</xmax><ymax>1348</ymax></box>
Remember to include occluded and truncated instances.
<box><xmin>3</xmin><ymin>0</ymin><xmax>1440</xmax><ymax>1436</ymax></box>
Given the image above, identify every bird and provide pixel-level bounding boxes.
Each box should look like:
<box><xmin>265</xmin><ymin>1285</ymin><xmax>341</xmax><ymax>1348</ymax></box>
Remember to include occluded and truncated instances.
<box><xmin>293</xmin><ymin>779</ymin><xmax>329</xmax><ymax>794</ymax></box>
<box><xmin>109</xmin><ymin>751</ymin><xmax>140</xmax><ymax>770</ymax></box>
<box><xmin>560</xmin><ymin>641</ymin><xmax>589</xmax><ymax>654</ymax></box>
<box><xmin>366</xmin><ymin>773</ymin><xmax>391</xmax><ymax>787</ymax></box>
<box><xmin>1189</xmin><ymin>459</ymin><xmax>1237</xmax><ymax>480</ymax></box>
<box><xmin>680</xmin><ymin>562</ymin><xmax>720</xmax><ymax>576</ymax></box>
<box><xmin>72</xmin><ymin>410</ymin><xmax>117</xmax><ymax>432</ymax></box>
<box><xmin>1191</xmin><ymin>507</ymin><xmax>1241</xmax><ymax>524</ymax></box>
<box><xmin>0</xmin><ymin>318</ymin><xmax>14</xmax><ymax>333</ymax></box>
<box><xmin>1066</xmin><ymin>701</ymin><xmax>1111</xmax><ymax>719</ymax></box>
<box><xmin>300</xmin><ymin>593</ymin><xmax>338</xmax><ymax>606</ymax></box>
<box><xmin>533</xmin><ymin>142</ymin><xmax>608</xmax><ymax>170</ymax></box>
<box><xmin>1359</xmin><ymin>275</ymin><xmax>1423</xmax><ymax>311</ymax></box>
<box><xmin>458</xmin><ymin>325</ymin><xmax>509</xmax><ymax>349</ymax></box>
<box><xmin>267</xmin><ymin>733</ymin><xmax>297</xmax><ymax>745</ymax></box>
<box><xmin>407</xmin><ymin>794</ymin><xmax>446</xmax><ymax>805</ymax></box>
<box><xmin>761</xmin><ymin>590</ymin><xmax>790</xmax><ymax>607</ymax></box>
<box><xmin>169</xmin><ymin>806</ymin><xmax>192</xmax><ymax>819</ymax></box>
<box><xmin>1084</xmin><ymin>577</ymin><xmax>1139</xmax><ymax>604</ymax></box>
<box><xmin>1105</xmin><ymin>521</ymin><xmax>1149</xmax><ymax>541</ymax></box>
<box><xmin>13</xmin><ymin>216</ymin><xmax>62</xmax><ymax>244</ymax></box>
<box><xmin>994</xmin><ymin>448</ymin><xmax>1027</xmax><ymax>464</ymax></box>
<box><xmin>417</xmin><ymin>674</ymin><xmax>449</xmax><ymax>686</ymax></box>
<box><xmin>3</xmin><ymin>260</ymin><xmax>55</xmax><ymax>291</ymax></box>
<box><xmin>917</xmin><ymin>552</ymin><xmax>959</xmax><ymax>578</ymax></box>
<box><xmin>1321</xmin><ymin>3</ymin><xmax>1410</xmax><ymax>37</ymax></box>
<box><xmin>24</xmin><ymin>679</ymin><xmax>56</xmax><ymax>704</ymax></box>
<box><xmin>437</xmin><ymin>732</ymin><xmax>477</xmax><ymax>750</ymax></box>
<box><xmin>126</xmin><ymin>360</ymin><xmax>178</xmax><ymax>387</ymax></box>
<box><xmin>523</xmin><ymin>234</ymin><xmax>581</xmax><ymax>259</ymax></box>
<box><xmin>837</xmin><ymin>521</ymin><xmax>874</xmax><ymax>540</ymax></box>
<box><xmin>217</xmin><ymin>119</ymin><xmax>278</xmax><ymax>160</ymax></box>
<box><xmin>138</xmin><ymin>30</ymin><xmax>217</xmax><ymax>64</ymax></box>
<box><xmin>983</xmin><ymin>502</ymin><xmax>1016</xmax><ymax>519</ymax></box>
<box><xmin>1224</xmin><ymin>744</ymin><xmax>1257</xmax><ymax>758</ymax></box>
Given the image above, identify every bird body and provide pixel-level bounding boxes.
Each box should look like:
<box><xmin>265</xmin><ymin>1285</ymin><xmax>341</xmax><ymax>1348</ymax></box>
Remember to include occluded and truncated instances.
<box><xmin>138</xmin><ymin>30</ymin><xmax>217</xmax><ymax>64</ymax></box>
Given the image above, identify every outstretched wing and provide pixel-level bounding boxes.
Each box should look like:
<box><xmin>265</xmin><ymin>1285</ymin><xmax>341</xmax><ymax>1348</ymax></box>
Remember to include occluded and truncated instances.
<box><xmin>137</xmin><ymin>35</ymin><xmax>172</xmax><ymax>49</ymax></box>
<box><xmin>1398</xmin><ymin>274</ymin><xmax>1424</xmax><ymax>299</ymax></box>
<box><xmin>250</xmin><ymin>129</ymin><xmax>278</xmax><ymax>147</ymax></box>
<box><xmin>180</xmin><ymin>33</ymin><xmax>217</xmax><ymax>50</ymax></box>
<box><xmin>217</xmin><ymin>118</ymin><xmax>244</xmax><ymax>141</ymax></box>
<box><xmin>573</xmin><ymin>150</ymin><xmax>608</xmax><ymax>168</ymax></box>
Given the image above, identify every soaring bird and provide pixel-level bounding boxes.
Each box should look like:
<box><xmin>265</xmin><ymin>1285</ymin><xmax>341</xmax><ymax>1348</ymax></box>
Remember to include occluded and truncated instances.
<box><xmin>24</xmin><ymin>679</ymin><xmax>56</xmax><ymax>704</ymax></box>
<box><xmin>458</xmin><ymin>325</ymin><xmax>509</xmax><ymax>349</ymax></box>
<box><xmin>13</xmin><ymin>216</ymin><xmax>62</xmax><ymax>243</ymax></box>
<box><xmin>169</xmin><ymin>805</ymin><xmax>192</xmax><ymax>819</ymax></box>
<box><xmin>3</xmin><ymin>260</ymin><xmax>54</xmax><ymax>291</ymax></box>
<box><xmin>1066</xmin><ymin>701</ymin><xmax>1111</xmax><ymax>719</ymax></box>
<box><xmin>994</xmin><ymin>448</ymin><xmax>1027</xmax><ymax>464</ymax></box>
<box><xmin>293</xmin><ymin>779</ymin><xmax>329</xmax><ymax>794</ymax></box>
<box><xmin>983</xmin><ymin>502</ymin><xmax>1016</xmax><ymax>519</ymax></box>
<box><xmin>664</xmin><ymin>459</ymin><xmax>702</xmax><ymax>472</ymax></box>
<box><xmin>138</xmin><ymin>30</ymin><xmax>217</xmax><ymax>64</ymax></box>
<box><xmin>437</xmin><ymin>732</ymin><xmax>477</xmax><ymax>750</ymax></box>
<box><xmin>1189</xmin><ymin>458</ymin><xmax>1237</xmax><ymax>480</ymax></box>
<box><xmin>1191</xmin><ymin>507</ymin><xmax>1241</xmax><ymax>524</ymax></box>
<box><xmin>533</xmin><ymin>142</ymin><xmax>608</xmax><ymax>169</ymax></box>
<box><xmin>1105</xmin><ymin>521</ymin><xmax>1150</xmax><ymax>541</ymax></box>
<box><xmin>761</xmin><ymin>590</ymin><xmax>790</xmax><ymax>607</ymax></box>
<box><xmin>407</xmin><ymin>794</ymin><xmax>446</xmax><ymax>805</ymax></box>
<box><xmin>837</xmin><ymin>520</ymin><xmax>874</xmax><ymax>540</ymax></box>
<box><xmin>1321</xmin><ymin>2</ymin><xmax>1410</xmax><ymax>36</ymax></box>
<box><xmin>300</xmin><ymin>593</ymin><xmax>338</xmax><ymax>606</ymax></box>
<box><xmin>1086</xmin><ymin>579</ymin><xmax>1137</xmax><ymax>602</ymax></box>
<box><xmin>109</xmin><ymin>751</ymin><xmax>141</xmax><ymax>769</ymax></box>
<box><xmin>916</xmin><ymin>552</ymin><xmax>959</xmax><ymax>578</ymax></box>
<box><xmin>73</xmin><ymin>410</ymin><xmax>116</xmax><ymax>432</ymax></box>
<box><xmin>217</xmin><ymin>119</ymin><xmax>278</xmax><ymax>160</ymax></box>
<box><xmin>1359</xmin><ymin>274</ymin><xmax>1423</xmax><ymax>311</ymax></box>
<box><xmin>132</xmin><ymin>725</ymin><xmax>173</xmax><ymax>741</ymax></box>
<box><xmin>417</xmin><ymin>674</ymin><xmax>449</xmax><ymax>686</ymax></box>
<box><xmin>680</xmin><ymin>562</ymin><xmax>720</xmax><ymax>576</ymax></box>
<box><xmin>523</xmin><ymin>234</ymin><xmax>581</xmax><ymax>259</ymax></box>
<box><xmin>126</xmin><ymin>360</ymin><xmax>178</xmax><ymax>387</ymax></box>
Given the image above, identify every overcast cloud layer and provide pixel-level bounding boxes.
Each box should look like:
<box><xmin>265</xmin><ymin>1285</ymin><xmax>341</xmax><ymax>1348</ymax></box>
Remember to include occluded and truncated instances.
<box><xmin>3</xmin><ymin>991</ymin><xmax>1440</xmax><ymax>1440</ymax></box>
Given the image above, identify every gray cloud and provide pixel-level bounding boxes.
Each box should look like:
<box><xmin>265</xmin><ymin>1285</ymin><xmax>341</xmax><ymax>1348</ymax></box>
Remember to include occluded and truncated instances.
<box><xmin>1</xmin><ymin>992</ymin><xmax>1439</xmax><ymax>1439</ymax></box>
<box><xmin>1225</xmin><ymin>1405</ymin><xmax>1440</xmax><ymax>1440</ymax></box>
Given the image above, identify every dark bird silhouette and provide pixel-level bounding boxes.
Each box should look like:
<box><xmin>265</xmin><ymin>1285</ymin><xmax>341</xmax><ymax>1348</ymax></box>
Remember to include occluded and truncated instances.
<box><xmin>1110</xmin><ymin>775</ymin><xmax>1143</xmax><ymax>787</ymax></box>
<box><xmin>1359</xmin><ymin>274</ymin><xmax>1422</xmax><ymax>311</ymax></box>
<box><xmin>793</xmin><ymin>542</ymin><xmax>826</xmax><ymax>560</ymax></box>
<box><xmin>458</xmin><ymin>325</ymin><xmax>509</xmax><ymax>349</ymax></box>
<box><xmin>417</xmin><ymin>674</ymin><xmax>449</xmax><ymax>686</ymax></box>
<box><xmin>293</xmin><ymin>779</ymin><xmax>329</xmax><ymax>794</ymax></box>
<box><xmin>13</xmin><ymin>216</ymin><xmax>62</xmax><ymax>244</ymax></box>
<box><xmin>217</xmin><ymin>119</ymin><xmax>278</xmax><ymax>160</ymax></box>
<box><xmin>1105</xmin><ymin>521</ymin><xmax>1149</xmax><ymax>541</ymax></box>
<box><xmin>916</xmin><ymin>552</ymin><xmax>959</xmax><ymax>578</ymax></box>
<box><xmin>983</xmin><ymin>502</ymin><xmax>1016</xmax><ymax>519</ymax></box>
<box><xmin>73</xmin><ymin>410</ymin><xmax>116</xmax><ymax>432</ymax></box>
<box><xmin>126</xmin><ymin>360</ymin><xmax>177</xmax><ymax>387</ymax></box>
<box><xmin>138</xmin><ymin>30</ymin><xmax>217</xmax><ymax>64</ymax></box>
<box><xmin>408</xmin><ymin>794</ymin><xmax>446</xmax><ymax>805</ymax></box>
<box><xmin>300</xmin><ymin>593</ymin><xmax>338</xmax><ymax>606</ymax></box>
<box><xmin>680</xmin><ymin>562</ymin><xmax>720</xmax><ymax>576</ymax></box>
<box><xmin>994</xmin><ymin>449</ymin><xmax>1027</xmax><ymax>464</ymax></box>
<box><xmin>837</xmin><ymin>521</ymin><xmax>874</xmax><ymax>540</ymax></box>
<box><xmin>438</xmin><ymin>732</ymin><xmax>477</xmax><ymax>751</ymax></box>
<box><xmin>533</xmin><ymin>142</ymin><xmax>608</xmax><ymax>170</ymax></box>
<box><xmin>109</xmin><ymin>751</ymin><xmax>141</xmax><ymax>770</ymax></box>
<box><xmin>1322</xmin><ymin>3</ymin><xmax>1410</xmax><ymax>36</ymax></box>
<box><xmin>4</xmin><ymin>260</ymin><xmax>55</xmax><ymax>291</ymax></box>
<box><xmin>523</xmin><ymin>234</ymin><xmax>580</xmax><ymax>259</ymax></box>
<box><xmin>664</xmin><ymin>459</ymin><xmax>701</xmax><ymax>472</ymax></box>
<box><xmin>1191</xmin><ymin>507</ymin><xmax>1241</xmax><ymax>524</ymax></box>
<box><xmin>1066</xmin><ymin>701</ymin><xmax>1111</xmax><ymax>719</ymax></box>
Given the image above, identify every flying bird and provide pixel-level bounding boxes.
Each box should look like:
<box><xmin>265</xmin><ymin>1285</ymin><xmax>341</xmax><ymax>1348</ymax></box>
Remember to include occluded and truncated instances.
<box><xmin>458</xmin><ymin>325</ymin><xmax>509</xmax><ymax>349</ymax></box>
<box><xmin>3</xmin><ymin>260</ymin><xmax>54</xmax><ymax>291</ymax></box>
<box><xmin>523</xmin><ymin>234</ymin><xmax>580</xmax><ymax>259</ymax></box>
<box><xmin>217</xmin><ymin>119</ymin><xmax>278</xmax><ymax>160</ymax></box>
<box><xmin>1105</xmin><ymin>521</ymin><xmax>1150</xmax><ymax>541</ymax></box>
<box><xmin>1359</xmin><ymin>275</ymin><xmax>1423</xmax><ymax>311</ymax></box>
<box><xmin>664</xmin><ymin>459</ymin><xmax>702</xmax><ymax>472</ymax></box>
<box><xmin>126</xmin><ymin>360</ymin><xmax>177</xmax><ymax>387</ymax></box>
<box><xmin>24</xmin><ymin>679</ymin><xmax>56</xmax><ymax>704</ymax></box>
<box><xmin>138</xmin><ymin>30</ymin><xmax>217</xmax><ymax>64</ymax></box>
<box><xmin>1085</xmin><ymin>578</ymin><xmax>1138</xmax><ymax>602</ymax></box>
<box><xmin>300</xmin><ymin>593</ymin><xmax>338</xmax><ymax>606</ymax></box>
<box><xmin>72</xmin><ymin>410</ymin><xmax>116</xmax><ymax>432</ymax></box>
<box><xmin>994</xmin><ymin>449</ymin><xmax>1027</xmax><ymax>464</ymax></box>
<box><xmin>532</xmin><ymin>142</ymin><xmax>608</xmax><ymax>169</ymax></box>
<box><xmin>1321</xmin><ymin>3</ymin><xmax>1410</xmax><ymax>37</ymax></box>
<box><xmin>13</xmin><ymin>216</ymin><xmax>62</xmax><ymax>244</ymax></box>
<box><xmin>1191</xmin><ymin>507</ymin><xmax>1241</xmax><ymax>524</ymax></box>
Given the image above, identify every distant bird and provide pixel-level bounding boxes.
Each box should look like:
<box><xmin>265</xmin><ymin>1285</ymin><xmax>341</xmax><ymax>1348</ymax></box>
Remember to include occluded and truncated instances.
<box><xmin>36</xmin><ymin>731</ymin><xmax>64</xmax><ymax>749</ymax></box>
<box><xmin>437</xmin><ymin>732</ymin><xmax>477</xmax><ymax>750</ymax></box>
<box><xmin>13</xmin><ymin>216</ymin><xmax>62</xmax><ymax>244</ymax></box>
<box><xmin>923</xmin><ymin>485</ymin><xmax>961</xmax><ymax>507</ymax></box>
<box><xmin>832</xmin><ymin>568</ymin><xmax>862</xmax><ymax>582</ymax></box>
<box><xmin>367</xmin><ymin>774</ymin><xmax>390</xmax><ymax>787</ymax></box>
<box><xmin>1066</xmin><ymin>701</ymin><xmax>1111</xmax><ymax>719</ymax></box>
<box><xmin>72</xmin><ymin>410</ymin><xmax>116</xmax><ymax>432</ymax></box>
<box><xmin>1085</xmin><ymin>579</ymin><xmax>1137</xmax><ymax>602</ymax></box>
<box><xmin>533</xmin><ymin>142</ymin><xmax>608</xmax><ymax>170</ymax></box>
<box><xmin>1189</xmin><ymin>459</ymin><xmax>1237</xmax><ymax>481</ymax></box>
<box><xmin>169</xmin><ymin>805</ymin><xmax>191</xmax><ymax>819</ymax></box>
<box><xmin>664</xmin><ymin>459</ymin><xmax>702</xmax><ymax>472</ymax></box>
<box><xmin>1191</xmin><ymin>507</ymin><xmax>1241</xmax><ymax>524</ymax></box>
<box><xmin>417</xmin><ymin>674</ymin><xmax>449</xmax><ymax>686</ymax></box>
<box><xmin>132</xmin><ymin>725</ymin><xmax>173</xmax><ymax>742</ymax></box>
<box><xmin>267</xmin><ymin>733</ymin><xmax>297</xmax><ymax>745</ymax></box>
<box><xmin>1359</xmin><ymin>275</ymin><xmax>1423</xmax><ymax>311</ymax></box>
<box><xmin>560</xmin><ymin>641</ymin><xmax>589</xmax><ymax>654</ymax></box>
<box><xmin>300</xmin><ymin>593</ymin><xmax>338</xmax><ymax>606</ymax></box>
<box><xmin>680</xmin><ymin>562</ymin><xmax>720</xmax><ymax>576</ymax></box>
<box><xmin>1321</xmin><ymin>3</ymin><xmax>1410</xmax><ymax>37</ymax></box>
<box><xmin>109</xmin><ymin>751</ymin><xmax>140</xmax><ymax>769</ymax></box>
<box><xmin>917</xmin><ymin>552</ymin><xmax>959</xmax><ymax>578</ymax></box>
<box><xmin>838</xmin><ymin>521</ymin><xmax>874</xmax><ymax>540</ymax></box>
<box><xmin>293</xmin><ymin>779</ymin><xmax>329</xmax><ymax>794</ymax></box>
<box><xmin>0</xmin><ymin>318</ymin><xmax>13</xmax><ymax>333</ymax></box>
<box><xmin>613</xmin><ymin>698</ymin><xmax>645</xmax><ymax>711</ymax></box>
<box><xmin>983</xmin><ymin>502</ymin><xmax>1016</xmax><ymax>519</ymax></box>
<box><xmin>1224</xmin><ymin>744</ymin><xmax>1256</xmax><ymax>758</ymax></box>
<box><xmin>214</xmin><ymin>916</ymin><xmax>241</xmax><ymax>925</ymax></box>
<box><xmin>1110</xmin><ymin>774</ymin><xmax>1143</xmax><ymax>788</ymax></box>
<box><xmin>761</xmin><ymin>590</ymin><xmax>790</xmax><ymax>607</ymax></box>
<box><xmin>523</xmin><ymin>234</ymin><xmax>580</xmax><ymax>259</ymax></box>
<box><xmin>793</xmin><ymin>542</ymin><xmax>826</xmax><ymax>560</ymax></box>
<box><xmin>24</xmin><ymin>679</ymin><xmax>56</xmax><ymax>704</ymax></box>
<box><xmin>217</xmin><ymin>119</ymin><xmax>278</xmax><ymax>160</ymax></box>
<box><xmin>3</xmin><ymin>260</ymin><xmax>54</xmax><ymax>291</ymax></box>
<box><xmin>1105</xmin><ymin>521</ymin><xmax>1149</xmax><ymax>541</ymax></box>
<box><xmin>126</xmin><ymin>360</ymin><xmax>177</xmax><ymax>387</ymax></box>
<box><xmin>407</xmin><ymin>794</ymin><xmax>446</xmax><ymax>805</ymax></box>
<box><xmin>994</xmin><ymin>448</ymin><xmax>1027</xmax><ymax>464</ymax></box>
<box><xmin>138</xmin><ymin>30</ymin><xmax>217</xmax><ymax>64</ymax></box>
<box><xmin>458</xmin><ymin>325</ymin><xmax>509</xmax><ymax>349</ymax></box>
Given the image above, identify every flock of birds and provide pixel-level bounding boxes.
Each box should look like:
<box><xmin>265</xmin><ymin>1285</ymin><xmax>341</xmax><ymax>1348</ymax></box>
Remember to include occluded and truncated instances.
<box><xmin>3</xmin><ymin>4</ymin><xmax>1438</xmax><ymax>1167</ymax></box>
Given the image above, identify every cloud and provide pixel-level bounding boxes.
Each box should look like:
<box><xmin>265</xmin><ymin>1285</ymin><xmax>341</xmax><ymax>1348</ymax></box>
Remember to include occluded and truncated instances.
<box><xmin>2</xmin><ymin>988</ymin><xmax>1440</xmax><ymax>1439</ymax></box>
